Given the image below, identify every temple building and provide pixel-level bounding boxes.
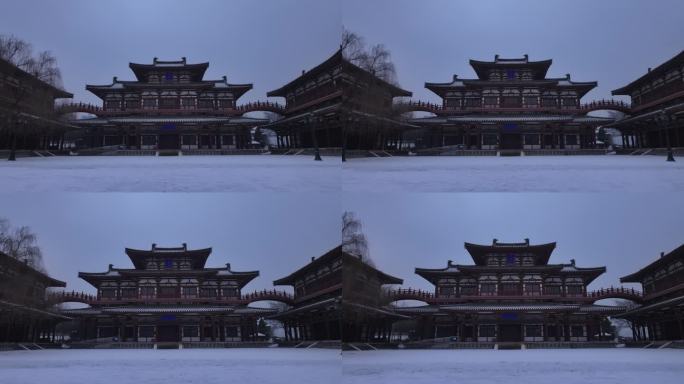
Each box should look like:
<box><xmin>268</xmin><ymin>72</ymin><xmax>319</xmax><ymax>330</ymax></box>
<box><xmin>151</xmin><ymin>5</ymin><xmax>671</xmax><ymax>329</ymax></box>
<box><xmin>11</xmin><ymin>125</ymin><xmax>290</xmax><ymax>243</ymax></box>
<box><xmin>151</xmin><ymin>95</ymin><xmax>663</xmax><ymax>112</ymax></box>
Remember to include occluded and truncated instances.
<box><xmin>393</xmin><ymin>239</ymin><xmax>624</xmax><ymax>343</ymax></box>
<box><xmin>0</xmin><ymin>251</ymin><xmax>68</xmax><ymax>343</ymax></box>
<box><xmin>609</xmin><ymin>50</ymin><xmax>684</xmax><ymax>154</ymax></box>
<box><xmin>70</xmin><ymin>58</ymin><xmax>268</xmax><ymax>151</ymax></box>
<box><xmin>616</xmin><ymin>244</ymin><xmax>684</xmax><ymax>341</ymax></box>
<box><xmin>270</xmin><ymin>245</ymin><xmax>405</xmax><ymax>343</ymax></box>
<box><xmin>0</xmin><ymin>57</ymin><xmax>74</xmax><ymax>155</ymax></box>
<box><xmin>271</xmin><ymin>246</ymin><xmax>343</xmax><ymax>341</ymax></box>
<box><xmin>408</xmin><ymin>55</ymin><xmax>615</xmax><ymax>153</ymax></box>
<box><xmin>265</xmin><ymin>49</ymin><xmax>413</xmax><ymax>154</ymax></box>
<box><xmin>61</xmin><ymin>244</ymin><xmax>273</xmax><ymax>343</ymax></box>
<box><xmin>342</xmin><ymin>251</ymin><xmax>406</xmax><ymax>343</ymax></box>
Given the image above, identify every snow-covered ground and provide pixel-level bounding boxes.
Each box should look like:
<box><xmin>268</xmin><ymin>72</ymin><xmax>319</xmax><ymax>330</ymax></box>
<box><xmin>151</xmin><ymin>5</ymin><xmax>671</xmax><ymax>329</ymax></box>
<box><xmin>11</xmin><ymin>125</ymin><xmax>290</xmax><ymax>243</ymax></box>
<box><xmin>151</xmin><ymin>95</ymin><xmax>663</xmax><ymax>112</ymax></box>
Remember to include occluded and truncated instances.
<box><xmin>342</xmin><ymin>156</ymin><xmax>684</xmax><ymax>192</ymax></box>
<box><xmin>342</xmin><ymin>349</ymin><xmax>684</xmax><ymax>384</ymax></box>
<box><xmin>0</xmin><ymin>156</ymin><xmax>340</xmax><ymax>192</ymax></box>
<box><xmin>0</xmin><ymin>348</ymin><xmax>340</xmax><ymax>384</ymax></box>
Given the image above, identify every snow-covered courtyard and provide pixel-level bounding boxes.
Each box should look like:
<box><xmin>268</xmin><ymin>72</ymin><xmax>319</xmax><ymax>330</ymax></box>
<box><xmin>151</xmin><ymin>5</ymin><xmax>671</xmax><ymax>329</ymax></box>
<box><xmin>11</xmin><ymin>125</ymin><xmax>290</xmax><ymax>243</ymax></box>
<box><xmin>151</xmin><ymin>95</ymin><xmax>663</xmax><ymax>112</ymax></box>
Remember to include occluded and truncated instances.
<box><xmin>342</xmin><ymin>156</ymin><xmax>684</xmax><ymax>192</ymax></box>
<box><xmin>0</xmin><ymin>348</ymin><xmax>340</xmax><ymax>384</ymax></box>
<box><xmin>0</xmin><ymin>156</ymin><xmax>340</xmax><ymax>192</ymax></box>
<box><xmin>342</xmin><ymin>349</ymin><xmax>684</xmax><ymax>384</ymax></box>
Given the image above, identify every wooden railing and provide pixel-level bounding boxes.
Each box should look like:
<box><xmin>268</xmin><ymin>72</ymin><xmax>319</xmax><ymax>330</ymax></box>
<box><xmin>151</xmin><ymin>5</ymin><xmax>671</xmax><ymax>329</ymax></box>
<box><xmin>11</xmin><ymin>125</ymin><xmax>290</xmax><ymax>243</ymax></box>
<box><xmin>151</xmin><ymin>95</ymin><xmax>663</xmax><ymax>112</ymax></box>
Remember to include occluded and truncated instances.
<box><xmin>393</xmin><ymin>99</ymin><xmax>631</xmax><ymax>115</ymax></box>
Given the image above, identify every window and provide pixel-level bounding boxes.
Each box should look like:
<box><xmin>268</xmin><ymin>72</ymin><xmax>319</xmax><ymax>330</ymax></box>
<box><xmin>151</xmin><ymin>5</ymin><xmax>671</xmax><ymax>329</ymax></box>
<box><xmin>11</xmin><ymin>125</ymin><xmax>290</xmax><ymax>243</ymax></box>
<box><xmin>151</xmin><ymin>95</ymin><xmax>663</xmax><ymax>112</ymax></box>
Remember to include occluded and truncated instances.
<box><xmin>566</xmin><ymin>285</ymin><xmax>584</xmax><ymax>296</ymax></box>
<box><xmin>105</xmin><ymin>100</ymin><xmax>120</xmax><ymax>111</ymax></box>
<box><xmin>199</xmin><ymin>99</ymin><xmax>214</xmax><ymax>109</ymax></box>
<box><xmin>158</xmin><ymin>286</ymin><xmax>177</xmax><ymax>298</ymax></box>
<box><xmin>225</xmin><ymin>326</ymin><xmax>239</xmax><ymax>337</ymax></box>
<box><xmin>565</xmin><ymin>135</ymin><xmax>578</xmax><ymax>145</ymax></box>
<box><xmin>524</xmin><ymin>96</ymin><xmax>538</xmax><ymax>107</ymax></box>
<box><xmin>545</xmin><ymin>285</ymin><xmax>561</xmax><ymax>296</ymax></box>
<box><xmin>524</xmin><ymin>283</ymin><xmax>541</xmax><ymax>296</ymax></box>
<box><xmin>483</xmin><ymin>96</ymin><xmax>498</xmax><ymax>106</ymax></box>
<box><xmin>182</xmin><ymin>135</ymin><xmax>197</xmax><ymax>146</ymax></box>
<box><xmin>140</xmin><ymin>286</ymin><xmax>156</xmax><ymax>298</ymax></box>
<box><xmin>159</xmin><ymin>98</ymin><xmax>178</xmax><ymax>109</ymax></box>
<box><xmin>181</xmin><ymin>97</ymin><xmax>195</xmax><ymax>109</ymax></box>
<box><xmin>182</xmin><ymin>286</ymin><xmax>197</xmax><ymax>298</ymax></box>
<box><xmin>200</xmin><ymin>287</ymin><xmax>217</xmax><ymax>298</ymax></box>
<box><xmin>501</xmin><ymin>96</ymin><xmax>521</xmax><ymax>108</ymax></box>
<box><xmin>142</xmin><ymin>98</ymin><xmax>157</xmax><ymax>109</ymax></box>
<box><xmin>138</xmin><ymin>326</ymin><xmax>154</xmax><ymax>338</ymax></box>
<box><xmin>141</xmin><ymin>136</ymin><xmax>156</xmax><ymax>146</ymax></box>
<box><xmin>222</xmin><ymin>288</ymin><xmax>239</xmax><ymax>297</ymax></box>
<box><xmin>500</xmin><ymin>283</ymin><xmax>520</xmax><ymax>296</ymax></box>
<box><xmin>561</xmin><ymin>97</ymin><xmax>577</xmax><ymax>108</ymax></box>
<box><xmin>479</xmin><ymin>283</ymin><xmax>497</xmax><ymax>296</ymax></box>
<box><xmin>479</xmin><ymin>325</ymin><xmax>496</xmax><ymax>337</ymax></box>
<box><xmin>524</xmin><ymin>135</ymin><xmax>540</xmax><ymax>145</ymax></box>
<box><xmin>217</xmin><ymin>99</ymin><xmax>233</xmax><ymax>109</ymax></box>
<box><xmin>100</xmin><ymin>288</ymin><xmax>117</xmax><ymax>299</ymax></box>
<box><xmin>439</xmin><ymin>286</ymin><xmax>455</xmax><ymax>297</ymax></box>
<box><xmin>125</xmin><ymin>100</ymin><xmax>140</xmax><ymax>109</ymax></box>
<box><xmin>541</xmin><ymin>97</ymin><xmax>557</xmax><ymax>107</ymax></box>
<box><xmin>465</xmin><ymin>98</ymin><xmax>481</xmax><ymax>107</ymax></box>
<box><xmin>182</xmin><ymin>326</ymin><xmax>199</xmax><ymax>338</ymax></box>
<box><xmin>525</xmin><ymin>325</ymin><xmax>542</xmax><ymax>337</ymax></box>
<box><xmin>571</xmin><ymin>325</ymin><xmax>584</xmax><ymax>337</ymax></box>
<box><xmin>120</xmin><ymin>287</ymin><xmax>138</xmax><ymax>298</ymax></box>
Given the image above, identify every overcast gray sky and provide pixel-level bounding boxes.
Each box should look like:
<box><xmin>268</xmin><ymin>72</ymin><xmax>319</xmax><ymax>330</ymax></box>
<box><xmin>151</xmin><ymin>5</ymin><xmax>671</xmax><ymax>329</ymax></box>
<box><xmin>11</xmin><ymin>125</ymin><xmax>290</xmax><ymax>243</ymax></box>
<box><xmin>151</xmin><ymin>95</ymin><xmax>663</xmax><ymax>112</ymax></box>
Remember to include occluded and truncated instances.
<box><xmin>0</xmin><ymin>0</ymin><xmax>341</xmax><ymax>105</ymax></box>
<box><xmin>3</xmin><ymin>0</ymin><xmax>682</xmax><ymax>106</ymax></box>
<box><xmin>343</xmin><ymin>193</ymin><xmax>684</xmax><ymax>293</ymax></box>
<box><xmin>342</xmin><ymin>0</ymin><xmax>684</xmax><ymax>103</ymax></box>
<box><xmin>0</xmin><ymin>193</ymin><xmax>341</xmax><ymax>295</ymax></box>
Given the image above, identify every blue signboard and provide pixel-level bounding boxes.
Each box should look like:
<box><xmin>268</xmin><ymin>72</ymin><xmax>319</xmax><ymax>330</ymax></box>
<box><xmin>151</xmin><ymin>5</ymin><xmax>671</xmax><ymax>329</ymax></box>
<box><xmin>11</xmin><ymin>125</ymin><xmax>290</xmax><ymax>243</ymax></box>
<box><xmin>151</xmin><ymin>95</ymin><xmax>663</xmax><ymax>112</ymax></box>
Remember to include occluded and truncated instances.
<box><xmin>164</xmin><ymin>259</ymin><xmax>173</xmax><ymax>269</ymax></box>
<box><xmin>160</xmin><ymin>314</ymin><xmax>176</xmax><ymax>321</ymax></box>
<box><xmin>501</xmin><ymin>313</ymin><xmax>518</xmax><ymax>321</ymax></box>
<box><xmin>506</xmin><ymin>69</ymin><xmax>517</xmax><ymax>80</ymax></box>
<box><xmin>164</xmin><ymin>72</ymin><xmax>174</xmax><ymax>81</ymax></box>
<box><xmin>505</xmin><ymin>253</ymin><xmax>516</xmax><ymax>265</ymax></box>
<box><xmin>162</xmin><ymin>123</ymin><xmax>176</xmax><ymax>131</ymax></box>
<box><xmin>503</xmin><ymin>123</ymin><xmax>519</xmax><ymax>132</ymax></box>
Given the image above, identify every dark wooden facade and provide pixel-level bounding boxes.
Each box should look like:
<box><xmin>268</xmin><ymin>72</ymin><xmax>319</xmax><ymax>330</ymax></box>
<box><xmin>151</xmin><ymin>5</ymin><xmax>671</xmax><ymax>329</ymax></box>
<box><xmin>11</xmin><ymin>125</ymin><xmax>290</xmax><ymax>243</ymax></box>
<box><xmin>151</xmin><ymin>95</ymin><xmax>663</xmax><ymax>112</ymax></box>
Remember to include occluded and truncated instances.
<box><xmin>265</xmin><ymin>49</ymin><xmax>413</xmax><ymax>152</ymax></box>
<box><xmin>398</xmin><ymin>239</ymin><xmax>622</xmax><ymax>342</ymax></box>
<box><xmin>342</xmin><ymin>252</ymin><xmax>406</xmax><ymax>343</ymax></box>
<box><xmin>271</xmin><ymin>246</ymin><xmax>343</xmax><ymax>341</ymax></box>
<box><xmin>73</xmin><ymin>58</ymin><xmax>266</xmax><ymax>150</ymax></box>
<box><xmin>411</xmin><ymin>55</ymin><xmax>613</xmax><ymax>151</ymax></box>
<box><xmin>65</xmin><ymin>244</ymin><xmax>271</xmax><ymax>343</ymax></box>
<box><xmin>616</xmin><ymin>244</ymin><xmax>684</xmax><ymax>341</ymax></box>
<box><xmin>0</xmin><ymin>57</ymin><xmax>73</xmax><ymax>153</ymax></box>
<box><xmin>0</xmin><ymin>252</ymin><xmax>68</xmax><ymax>343</ymax></box>
<box><xmin>610</xmin><ymin>50</ymin><xmax>684</xmax><ymax>152</ymax></box>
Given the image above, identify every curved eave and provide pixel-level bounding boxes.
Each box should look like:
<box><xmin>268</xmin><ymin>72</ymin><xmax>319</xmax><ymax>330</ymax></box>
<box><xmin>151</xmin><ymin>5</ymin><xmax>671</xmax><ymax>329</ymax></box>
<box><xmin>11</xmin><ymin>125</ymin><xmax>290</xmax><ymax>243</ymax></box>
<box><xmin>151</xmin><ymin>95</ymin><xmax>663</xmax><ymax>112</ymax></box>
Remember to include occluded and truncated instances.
<box><xmin>620</xmin><ymin>244</ymin><xmax>684</xmax><ymax>283</ymax></box>
<box><xmin>612</xmin><ymin>50</ymin><xmax>684</xmax><ymax>96</ymax></box>
<box><xmin>125</xmin><ymin>247</ymin><xmax>212</xmax><ymax>269</ymax></box>
<box><xmin>464</xmin><ymin>242</ymin><xmax>556</xmax><ymax>264</ymax></box>
<box><xmin>469</xmin><ymin>58</ymin><xmax>553</xmax><ymax>79</ymax></box>
<box><xmin>267</xmin><ymin>49</ymin><xmax>343</xmax><ymax>98</ymax></box>
<box><xmin>129</xmin><ymin>62</ymin><xmax>209</xmax><ymax>81</ymax></box>
<box><xmin>273</xmin><ymin>245</ymin><xmax>342</xmax><ymax>286</ymax></box>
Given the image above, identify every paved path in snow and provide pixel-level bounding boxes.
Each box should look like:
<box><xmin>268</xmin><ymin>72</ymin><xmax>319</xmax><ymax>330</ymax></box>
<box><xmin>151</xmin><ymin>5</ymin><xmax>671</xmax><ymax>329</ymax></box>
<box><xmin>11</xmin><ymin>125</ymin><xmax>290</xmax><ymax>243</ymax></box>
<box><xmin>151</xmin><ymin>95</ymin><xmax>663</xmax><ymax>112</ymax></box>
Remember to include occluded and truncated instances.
<box><xmin>342</xmin><ymin>156</ymin><xmax>684</xmax><ymax>192</ymax></box>
<box><xmin>342</xmin><ymin>349</ymin><xmax>684</xmax><ymax>384</ymax></box>
<box><xmin>0</xmin><ymin>156</ymin><xmax>340</xmax><ymax>192</ymax></box>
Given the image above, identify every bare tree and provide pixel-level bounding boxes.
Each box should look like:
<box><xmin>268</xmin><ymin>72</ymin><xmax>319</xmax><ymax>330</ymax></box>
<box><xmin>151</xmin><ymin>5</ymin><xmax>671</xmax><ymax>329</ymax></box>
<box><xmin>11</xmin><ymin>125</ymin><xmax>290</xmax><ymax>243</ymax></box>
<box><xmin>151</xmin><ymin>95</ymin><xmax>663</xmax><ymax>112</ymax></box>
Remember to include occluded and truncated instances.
<box><xmin>341</xmin><ymin>29</ymin><xmax>397</xmax><ymax>85</ymax></box>
<box><xmin>0</xmin><ymin>217</ymin><xmax>45</xmax><ymax>272</ymax></box>
<box><xmin>341</xmin><ymin>211</ymin><xmax>373</xmax><ymax>267</ymax></box>
<box><xmin>0</xmin><ymin>34</ymin><xmax>64</xmax><ymax>160</ymax></box>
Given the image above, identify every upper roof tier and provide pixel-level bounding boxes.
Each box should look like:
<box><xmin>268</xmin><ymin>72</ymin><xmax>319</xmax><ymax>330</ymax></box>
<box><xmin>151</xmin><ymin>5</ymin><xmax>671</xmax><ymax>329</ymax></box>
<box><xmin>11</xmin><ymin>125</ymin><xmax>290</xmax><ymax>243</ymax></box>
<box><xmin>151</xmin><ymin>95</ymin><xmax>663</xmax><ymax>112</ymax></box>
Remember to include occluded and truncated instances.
<box><xmin>464</xmin><ymin>239</ymin><xmax>556</xmax><ymax>266</ymax></box>
<box><xmin>85</xmin><ymin>58</ymin><xmax>253</xmax><ymax>100</ymax></box>
<box><xmin>273</xmin><ymin>245</ymin><xmax>342</xmax><ymax>286</ymax></box>
<box><xmin>470</xmin><ymin>54</ymin><xmax>552</xmax><ymax>79</ymax></box>
<box><xmin>129</xmin><ymin>57</ymin><xmax>209</xmax><ymax>82</ymax></box>
<box><xmin>620</xmin><ymin>243</ymin><xmax>684</xmax><ymax>283</ymax></box>
<box><xmin>612</xmin><ymin>50</ymin><xmax>684</xmax><ymax>96</ymax></box>
<box><xmin>425</xmin><ymin>55</ymin><xmax>597</xmax><ymax>99</ymax></box>
<box><xmin>266</xmin><ymin>49</ymin><xmax>411</xmax><ymax>99</ymax></box>
<box><xmin>125</xmin><ymin>243</ymin><xmax>211</xmax><ymax>269</ymax></box>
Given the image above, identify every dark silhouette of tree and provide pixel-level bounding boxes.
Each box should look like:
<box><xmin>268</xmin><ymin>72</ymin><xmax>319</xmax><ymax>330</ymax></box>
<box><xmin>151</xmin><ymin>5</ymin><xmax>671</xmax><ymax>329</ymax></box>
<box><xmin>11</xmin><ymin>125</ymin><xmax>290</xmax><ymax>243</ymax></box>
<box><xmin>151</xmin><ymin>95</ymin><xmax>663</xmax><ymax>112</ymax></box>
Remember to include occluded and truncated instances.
<box><xmin>341</xmin><ymin>211</ymin><xmax>373</xmax><ymax>267</ymax></box>
<box><xmin>0</xmin><ymin>217</ymin><xmax>45</xmax><ymax>272</ymax></box>
<box><xmin>0</xmin><ymin>34</ymin><xmax>64</xmax><ymax>161</ymax></box>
